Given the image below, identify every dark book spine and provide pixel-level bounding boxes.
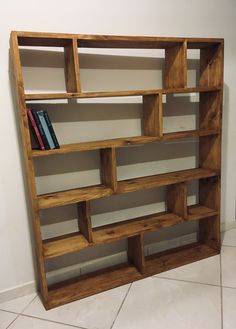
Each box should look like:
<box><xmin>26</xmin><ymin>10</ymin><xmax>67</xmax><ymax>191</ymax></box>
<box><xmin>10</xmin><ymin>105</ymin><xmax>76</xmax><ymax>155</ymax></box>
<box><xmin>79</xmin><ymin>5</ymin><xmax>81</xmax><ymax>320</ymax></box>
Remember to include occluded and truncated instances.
<box><xmin>43</xmin><ymin>111</ymin><xmax>60</xmax><ymax>149</ymax></box>
<box><xmin>31</xmin><ymin>109</ymin><xmax>50</xmax><ymax>150</ymax></box>
<box><xmin>27</xmin><ymin>109</ymin><xmax>45</xmax><ymax>150</ymax></box>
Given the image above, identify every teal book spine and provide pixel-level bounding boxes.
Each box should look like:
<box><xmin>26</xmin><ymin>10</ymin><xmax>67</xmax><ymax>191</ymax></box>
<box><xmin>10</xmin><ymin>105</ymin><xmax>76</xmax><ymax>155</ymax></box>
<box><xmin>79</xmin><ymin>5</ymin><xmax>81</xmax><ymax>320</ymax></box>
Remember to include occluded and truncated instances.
<box><xmin>37</xmin><ymin>110</ymin><xmax>55</xmax><ymax>149</ymax></box>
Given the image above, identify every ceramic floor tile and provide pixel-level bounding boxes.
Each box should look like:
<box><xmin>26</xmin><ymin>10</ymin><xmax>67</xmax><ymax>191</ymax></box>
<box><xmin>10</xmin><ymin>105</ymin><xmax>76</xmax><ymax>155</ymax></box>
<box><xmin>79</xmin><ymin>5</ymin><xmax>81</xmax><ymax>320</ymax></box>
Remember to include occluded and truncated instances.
<box><xmin>23</xmin><ymin>284</ymin><xmax>130</xmax><ymax>329</ymax></box>
<box><xmin>0</xmin><ymin>310</ymin><xmax>17</xmax><ymax>329</ymax></box>
<box><xmin>112</xmin><ymin>277</ymin><xmax>221</xmax><ymax>329</ymax></box>
<box><xmin>222</xmin><ymin>228</ymin><xmax>236</xmax><ymax>246</ymax></box>
<box><xmin>222</xmin><ymin>287</ymin><xmax>236</xmax><ymax>329</ymax></box>
<box><xmin>221</xmin><ymin>246</ymin><xmax>236</xmax><ymax>288</ymax></box>
<box><xmin>8</xmin><ymin>315</ymin><xmax>79</xmax><ymax>329</ymax></box>
<box><xmin>154</xmin><ymin>255</ymin><xmax>220</xmax><ymax>285</ymax></box>
<box><xmin>0</xmin><ymin>293</ymin><xmax>36</xmax><ymax>313</ymax></box>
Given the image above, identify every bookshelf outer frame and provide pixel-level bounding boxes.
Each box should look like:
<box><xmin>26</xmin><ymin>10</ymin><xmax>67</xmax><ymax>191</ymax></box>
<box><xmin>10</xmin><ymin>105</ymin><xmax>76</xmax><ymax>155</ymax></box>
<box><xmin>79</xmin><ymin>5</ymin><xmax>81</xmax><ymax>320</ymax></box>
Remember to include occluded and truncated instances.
<box><xmin>10</xmin><ymin>31</ymin><xmax>224</xmax><ymax>310</ymax></box>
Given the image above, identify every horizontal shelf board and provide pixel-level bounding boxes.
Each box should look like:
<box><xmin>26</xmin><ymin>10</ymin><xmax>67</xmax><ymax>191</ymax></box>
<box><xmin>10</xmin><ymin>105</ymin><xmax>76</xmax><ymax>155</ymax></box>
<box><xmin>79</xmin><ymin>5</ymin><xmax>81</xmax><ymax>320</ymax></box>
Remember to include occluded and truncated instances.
<box><xmin>163</xmin><ymin>129</ymin><xmax>220</xmax><ymax>141</ymax></box>
<box><xmin>46</xmin><ymin>242</ymin><xmax>218</xmax><ymax>309</ymax></box>
<box><xmin>47</xmin><ymin>263</ymin><xmax>142</xmax><ymax>309</ymax></box>
<box><xmin>14</xmin><ymin>31</ymin><xmax>223</xmax><ymax>48</ymax></box>
<box><xmin>188</xmin><ymin>204</ymin><xmax>218</xmax><ymax>220</ymax></box>
<box><xmin>32</xmin><ymin>130</ymin><xmax>220</xmax><ymax>158</ymax></box>
<box><xmin>145</xmin><ymin>243</ymin><xmax>219</xmax><ymax>276</ymax></box>
<box><xmin>42</xmin><ymin>205</ymin><xmax>217</xmax><ymax>259</ymax></box>
<box><xmin>24</xmin><ymin>86</ymin><xmax>221</xmax><ymax>101</ymax></box>
<box><xmin>37</xmin><ymin>185</ymin><xmax>113</xmax><ymax>209</ymax></box>
<box><xmin>117</xmin><ymin>168</ymin><xmax>218</xmax><ymax>194</ymax></box>
<box><xmin>43</xmin><ymin>233</ymin><xmax>89</xmax><ymax>259</ymax></box>
<box><xmin>32</xmin><ymin>136</ymin><xmax>160</xmax><ymax>157</ymax></box>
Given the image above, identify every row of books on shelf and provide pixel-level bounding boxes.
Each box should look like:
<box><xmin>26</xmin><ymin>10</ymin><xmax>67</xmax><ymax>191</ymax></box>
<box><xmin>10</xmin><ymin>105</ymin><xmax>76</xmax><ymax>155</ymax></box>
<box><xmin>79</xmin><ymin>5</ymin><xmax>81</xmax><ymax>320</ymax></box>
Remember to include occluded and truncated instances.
<box><xmin>27</xmin><ymin>108</ymin><xmax>60</xmax><ymax>150</ymax></box>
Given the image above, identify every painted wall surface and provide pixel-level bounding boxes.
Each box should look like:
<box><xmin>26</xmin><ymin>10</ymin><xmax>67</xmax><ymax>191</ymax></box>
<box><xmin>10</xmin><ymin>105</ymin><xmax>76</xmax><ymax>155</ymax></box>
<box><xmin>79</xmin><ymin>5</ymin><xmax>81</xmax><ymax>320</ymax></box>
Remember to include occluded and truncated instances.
<box><xmin>0</xmin><ymin>0</ymin><xmax>236</xmax><ymax>295</ymax></box>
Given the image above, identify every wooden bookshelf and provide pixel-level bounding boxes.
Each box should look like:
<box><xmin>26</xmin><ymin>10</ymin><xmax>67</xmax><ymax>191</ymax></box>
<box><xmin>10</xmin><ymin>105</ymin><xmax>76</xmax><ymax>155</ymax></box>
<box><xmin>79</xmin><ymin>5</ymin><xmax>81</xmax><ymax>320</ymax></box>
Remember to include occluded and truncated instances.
<box><xmin>10</xmin><ymin>31</ymin><xmax>224</xmax><ymax>310</ymax></box>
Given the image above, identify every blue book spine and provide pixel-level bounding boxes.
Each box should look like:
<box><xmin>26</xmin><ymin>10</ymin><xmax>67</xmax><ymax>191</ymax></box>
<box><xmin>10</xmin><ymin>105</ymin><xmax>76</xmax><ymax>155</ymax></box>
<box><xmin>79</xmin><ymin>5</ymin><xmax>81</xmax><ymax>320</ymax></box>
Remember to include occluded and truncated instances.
<box><xmin>37</xmin><ymin>110</ymin><xmax>55</xmax><ymax>149</ymax></box>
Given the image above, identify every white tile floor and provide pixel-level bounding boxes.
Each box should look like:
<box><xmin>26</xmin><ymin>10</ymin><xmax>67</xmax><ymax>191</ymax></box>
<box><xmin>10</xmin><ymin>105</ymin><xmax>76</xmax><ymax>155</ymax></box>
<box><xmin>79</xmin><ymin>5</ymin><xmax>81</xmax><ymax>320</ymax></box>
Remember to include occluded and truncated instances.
<box><xmin>1</xmin><ymin>228</ymin><xmax>236</xmax><ymax>329</ymax></box>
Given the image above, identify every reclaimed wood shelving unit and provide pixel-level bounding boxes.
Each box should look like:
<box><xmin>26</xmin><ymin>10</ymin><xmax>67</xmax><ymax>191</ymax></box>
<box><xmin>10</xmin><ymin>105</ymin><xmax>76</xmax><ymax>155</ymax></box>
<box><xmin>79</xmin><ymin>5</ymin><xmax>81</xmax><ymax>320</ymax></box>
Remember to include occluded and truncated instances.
<box><xmin>10</xmin><ymin>31</ymin><xmax>224</xmax><ymax>309</ymax></box>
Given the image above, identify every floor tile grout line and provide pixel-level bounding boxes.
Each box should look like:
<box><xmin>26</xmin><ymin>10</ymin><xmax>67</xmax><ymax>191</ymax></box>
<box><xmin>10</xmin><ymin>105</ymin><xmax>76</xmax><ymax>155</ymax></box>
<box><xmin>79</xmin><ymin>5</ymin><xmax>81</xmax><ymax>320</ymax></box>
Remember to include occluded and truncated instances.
<box><xmin>6</xmin><ymin>313</ymin><xmax>21</xmax><ymax>329</ymax></box>
<box><xmin>222</xmin><ymin>285</ymin><xmax>236</xmax><ymax>290</ymax></box>
<box><xmin>20</xmin><ymin>294</ymin><xmax>38</xmax><ymax>315</ymax></box>
<box><xmin>220</xmin><ymin>251</ymin><xmax>224</xmax><ymax>329</ymax></box>
<box><xmin>110</xmin><ymin>283</ymin><xmax>132</xmax><ymax>329</ymax></box>
<box><xmin>0</xmin><ymin>309</ymin><xmax>20</xmax><ymax>315</ymax></box>
<box><xmin>152</xmin><ymin>275</ymin><xmax>221</xmax><ymax>288</ymax></box>
<box><xmin>14</xmin><ymin>313</ymin><xmax>88</xmax><ymax>329</ymax></box>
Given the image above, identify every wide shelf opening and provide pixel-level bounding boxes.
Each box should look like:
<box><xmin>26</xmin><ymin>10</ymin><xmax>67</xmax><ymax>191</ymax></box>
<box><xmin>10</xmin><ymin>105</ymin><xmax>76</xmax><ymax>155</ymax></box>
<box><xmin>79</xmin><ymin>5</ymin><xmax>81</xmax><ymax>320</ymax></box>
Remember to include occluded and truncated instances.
<box><xmin>116</xmin><ymin>140</ymin><xmax>198</xmax><ymax>182</ymax></box>
<box><xmin>34</xmin><ymin>150</ymin><xmax>101</xmax><ymax>194</ymax></box>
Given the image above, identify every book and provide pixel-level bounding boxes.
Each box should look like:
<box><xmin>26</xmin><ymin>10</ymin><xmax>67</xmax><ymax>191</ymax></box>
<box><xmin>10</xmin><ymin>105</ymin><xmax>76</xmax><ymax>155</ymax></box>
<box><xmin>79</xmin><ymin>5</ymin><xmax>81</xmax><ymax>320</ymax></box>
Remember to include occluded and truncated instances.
<box><xmin>31</xmin><ymin>109</ymin><xmax>50</xmax><ymax>150</ymax></box>
<box><xmin>43</xmin><ymin>111</ymin><xmax>60</xmax><ymax>149</ymax></box>
<box><xmin>37</xmin><ymin>110</ymin><xmax>56</xmax><ymax>149</ymax></box>
<box><xmin>27</xmin><ymin>109</ymin><xmax>45</xmax><ymax>150</ymax></box>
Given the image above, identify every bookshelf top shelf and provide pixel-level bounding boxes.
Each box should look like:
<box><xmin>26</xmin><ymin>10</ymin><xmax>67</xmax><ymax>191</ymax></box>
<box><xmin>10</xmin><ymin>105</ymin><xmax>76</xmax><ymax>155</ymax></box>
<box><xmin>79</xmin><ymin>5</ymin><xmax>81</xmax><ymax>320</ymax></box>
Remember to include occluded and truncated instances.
<box><xmin>25</xmin><ymin>86</ymin><xmax>221</xmax><ymax>101</ymax></box>
<box><xmin>12</xmin><ymin>31</ymin><xmax>224</xmax><ymax>49</ymax></box>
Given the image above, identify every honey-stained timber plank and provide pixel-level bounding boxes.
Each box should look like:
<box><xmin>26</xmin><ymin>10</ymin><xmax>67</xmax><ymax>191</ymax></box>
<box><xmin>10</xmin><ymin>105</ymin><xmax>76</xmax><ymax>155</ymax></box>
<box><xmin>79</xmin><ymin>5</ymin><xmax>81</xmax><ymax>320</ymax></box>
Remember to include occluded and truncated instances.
<box><xmin>200</xmin><ymin>44</ymin><xmax>224</xmax><ymax>87</ymax></box>
<box><xmin>100</xmin><ymin>148</ymin><xmax>117</xmax><ymax>191</ymax></box>
<box><xmin>128</xmin><ymin>234</ymin><xmax>145</xmax><ymax>274</ymax></box>
<box><xmin>24</xmin><ymin>86</ymin><xmax>221</xmax><ymax>100</ymax></box>
<box><xmin>64</xmin><ymin>38</ymin><xmax>81</xmax><ymax>92</ymax></box>
<box><xmin>145</xmin><ymin>243</ymin><xmax>219</xmax><ymax>276</ymax></box>
<box><xmin>77</xmin><ymin>201</ymin><xmax>93</xmax><ymax>242</ymax></box>
<box><xmin>38</xmin><ymin>185</ymin><xmax>113</xmax><ymax>209</ymax></box>
<box><xmin>165</xmin><ymin>41</ymin><xmax>187</xmax><ymax>88</ymax></box>
<box><xmin>143</xmin><ymin>94</ymin><xmax>163</xmax><ymax>137</ymax></box>
<box><xmin>167</xmin><ymin>183</ymin><xmax>187</xmax><ymax>219</ymax></box>
<box><xmin>10</xmin><ymin>32</ymin><xmax>49</xmax><ymax>303</ymax></box>
<box><xmin>199</xmin><ymin>177</ymin><xmax>220</xmax><ymax>250</ymax></box>
<box><xmin>117</xmin><ymin>168</ymin><xmax>218</xmax><ymax>194</ymax></box>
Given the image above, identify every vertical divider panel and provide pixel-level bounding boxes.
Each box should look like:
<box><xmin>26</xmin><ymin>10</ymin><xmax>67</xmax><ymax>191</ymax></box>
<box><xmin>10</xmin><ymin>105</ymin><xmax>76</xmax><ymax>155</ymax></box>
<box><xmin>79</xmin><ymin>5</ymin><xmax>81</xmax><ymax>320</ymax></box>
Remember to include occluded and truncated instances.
<box><xmin>164</xmin><ymin>41</ymin><xmax>187</xmax><ymax>88</ymax></box>
<box><xmin>199</xmin><ymin>44</ymin><xmax>224</xmax><ymax>87</ymax></box>
<box><xmin>64</xmin><ymin>38</ymin><xmax>81</xmax><ymax>93</ymax></box>
<box><xmin>143</xmin><ymin>94</ymin><xmax>163</xmax><ymax>137</ymax></box>
<box><xmin>198</xmin><ymin>177</ymin><xmax>220</xmax><ymax>250</ymax></box>
<box><xmin>10</xmin><ymin>32</ymin><xmax>49</xmax><ymax>305</ymax></box>
<box><xmin>100</xmin><ymin>147</ymin><xmax>117</xmax><ymax>192</ymax></box>
<box><xmin>128</xmin><ymin>234</ymin><xmax>145</xmax><ymax>274</ymax></box>
<box><xmin>77</xmin><ymin>201</ymin><xmax>93</xmax><ymax>242</ymax></box>
<box><xmin>200</xmin><ymin>91</ymin><xmax>221</xmax><ymax>130</ymax></box>
<box><xmin>167</xmin><ymin>182</ymin><xmax>188</xmax><ymax>219</ymax></box>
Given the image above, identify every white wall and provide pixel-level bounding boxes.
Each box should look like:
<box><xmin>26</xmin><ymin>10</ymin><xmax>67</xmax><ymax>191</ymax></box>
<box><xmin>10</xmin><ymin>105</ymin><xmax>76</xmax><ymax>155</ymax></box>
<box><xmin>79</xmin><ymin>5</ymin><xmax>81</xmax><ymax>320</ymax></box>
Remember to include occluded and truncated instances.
<box><xmin>0</xmin><ymin>0</ymin><xmax>236</xmax><ymax>297</ymax></box>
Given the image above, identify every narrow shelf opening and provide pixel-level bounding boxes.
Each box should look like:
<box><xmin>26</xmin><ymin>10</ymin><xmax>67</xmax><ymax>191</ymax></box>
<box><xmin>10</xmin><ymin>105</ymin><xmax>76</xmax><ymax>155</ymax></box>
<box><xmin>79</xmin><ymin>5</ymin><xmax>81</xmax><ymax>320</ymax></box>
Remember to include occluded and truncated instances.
<box><xmin>187</xmin><ymin>49</ymin><xmax>200</xmax><ymax>88</ymax></box>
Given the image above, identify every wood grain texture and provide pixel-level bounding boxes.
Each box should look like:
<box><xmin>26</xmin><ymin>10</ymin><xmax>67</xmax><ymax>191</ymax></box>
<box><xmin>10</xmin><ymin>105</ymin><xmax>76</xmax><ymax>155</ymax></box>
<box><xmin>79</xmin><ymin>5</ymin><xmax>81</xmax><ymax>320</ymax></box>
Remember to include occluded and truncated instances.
<box><xmin>165</xmin><ymin>42</ymin><xmax>187</xmax><ymax>88</ymax></box>
<box><xmin>199</xmin><ymin>177</ymin><xmax>220</xmax><ymax>250</ymax></box>
<box><xmin>24</xmin><ymin>86</ymin><xmax>221</xmax><ymax>100</ymax></box>
<box><xmin>143</xmin><ymin>94</ymin><xmax>163</xmax><ymax>137</ymax></box>
<box><xmin>145</xmin><ymin>243</ymin><xmax>219</xmax><ymax>276</ymax></box>
<box><xmin>64</xmin><ymin>38</ymin><xmax>81</xmax><ymax>93</ymax></box>
<box><xmin>77</xmin><ymin>201</ymin><xmax>93</xmax><ymax>243</ymax></box>
<box><xmin>10</xmin><ymin>32</ymin><xmax>49</xmax><ymax>304</ymax></box>
<box><xmin>38</xmin><ymin>185</ymin><xmax>113</xmax><ymax>209</ymax></box>
<box><xmin>10</xmin><ymin>31</ymin><xmax>223</xmax><ymax>310</ymax></box>
<box><xmin>128</xmin><ymin>234</ymin><xmax>145</xmax><ymax>274</ymax></box>
<box><xmin>100</xmin><ymin>148</ymin><xmax>117</xmax><ymax>191</ymax></box>
<box><xmin>200</xmin><ymin>44</ymin><xmax>224</xmax><ymax>87</ymax></box>
<box><xmin>45</xmin><ymin>242</ymin><xmax>218</xmax><ymax>309</ymax></box>
<box><xmin>200</xmin><ymin>91</ymin><xmax>221</xmax><ymax>130</ymax></box>
<box><xmin>167</xmin><ymin>183</ymin><xmax>187</xmax><ymax>219</ymax></box>
<box><xmin>117</xmin><ymin>168</ymin><xmax>218</xmax><ymax>194</ymax></box>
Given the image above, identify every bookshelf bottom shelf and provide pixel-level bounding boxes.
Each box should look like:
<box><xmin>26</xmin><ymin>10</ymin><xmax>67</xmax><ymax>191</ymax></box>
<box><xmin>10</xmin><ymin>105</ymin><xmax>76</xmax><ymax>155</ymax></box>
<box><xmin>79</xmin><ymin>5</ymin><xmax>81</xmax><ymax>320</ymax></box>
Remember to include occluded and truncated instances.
<box><xmin>46</xmin><ymin>242</ymin><xmax>218</xmax><ymax>310</ymax></box>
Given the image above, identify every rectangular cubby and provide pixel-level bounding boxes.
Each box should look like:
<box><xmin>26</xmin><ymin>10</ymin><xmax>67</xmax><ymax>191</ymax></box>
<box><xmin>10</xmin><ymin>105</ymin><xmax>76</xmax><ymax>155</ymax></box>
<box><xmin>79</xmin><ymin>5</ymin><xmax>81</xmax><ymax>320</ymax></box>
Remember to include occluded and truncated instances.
<box><xmin>10</xmin><ymin>31</ymin><xmax>223</xmax><ymax>309</ymax></box>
